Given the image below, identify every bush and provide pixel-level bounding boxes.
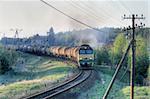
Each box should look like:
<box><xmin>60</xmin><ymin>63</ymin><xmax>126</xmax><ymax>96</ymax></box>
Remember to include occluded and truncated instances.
<box><xmin>0</xmin><ymin>47</ymin><xmax>19</xmax><ymax>74</ymax></box>
<box><xmin>110</xmin><ymin>33</ymin><xmax>128</xmax><ymax>67</ymax></box>
<box><xmin>96</xmin><ymin>47</ymin><xmax>110</xmax><ymax>65</ymax></box>
<box><xmin>134</xmin><ymin>36</ymin><xmax>149</xmax><ymax>85</ymax></box>
<box><xmin>98</xmin><ymin>34</ymin><xmax>149</xmax><ymax>85</ymax></box>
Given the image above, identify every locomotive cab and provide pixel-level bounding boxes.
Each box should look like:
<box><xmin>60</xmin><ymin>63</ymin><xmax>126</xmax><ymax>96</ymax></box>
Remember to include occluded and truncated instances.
<box><xmin>78</xmin><ymin>44</ymin><xmax>94</xmax><ymax>69</ymax></box>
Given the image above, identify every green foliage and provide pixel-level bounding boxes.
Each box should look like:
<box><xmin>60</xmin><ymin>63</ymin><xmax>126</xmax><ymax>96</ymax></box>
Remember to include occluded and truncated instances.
<box><xmin>101</xmin><ymin>33</ymin><xmax>149</xmax><ymax>85</ymax></box>
<box><xmin>110</xmin><ymin>33</ymin><xmax>128</xmax><ymax>66</ymax></box>
<box><xmin>115</xmin><ymin>86</ymin><xmax>150</xmax><ymax>99</ymax></box>
<box><xmin>113</xmin><ymin>33</ymin><xmax>127</xmax><ymax>54</ymax></box>
<box><xmin>96</xmin><ymin>47</ymin><xmax>110</xmax><ymax>65</ymax></box>
<box><xmin>0</xmin><ymin>54</ymin><xmax>77</xmax><ymax>99</ymax></box>
<box><xmin>134</xmin><ymin>36</ymin><xmax>149</xmax><ymax>85</ymax></box>
<box><xmin>136</xmin><ymin>28</ymin><xmax>150</xmax><ymax>40</ymax></box>
<box><xmin>126</xmin><ymin>36</ymin><xmax>149</xmax><ymax>85</ymax></box>
<box><xmin>0</xmin><ymin>46</ymin><xmax>19</xmax><ymax>74</ymax></box>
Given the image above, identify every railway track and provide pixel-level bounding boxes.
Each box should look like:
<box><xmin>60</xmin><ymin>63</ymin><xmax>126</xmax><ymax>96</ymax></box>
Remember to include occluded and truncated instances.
<box><xmin>22</xmin><ymin>70</ymin><xmax>92</xmax><ymax>99</ymax></box>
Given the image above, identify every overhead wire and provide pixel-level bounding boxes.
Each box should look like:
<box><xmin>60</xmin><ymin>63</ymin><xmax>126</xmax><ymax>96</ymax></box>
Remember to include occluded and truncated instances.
<box><xmin>78</xmin><ymin>1</ymin><xmax>126</xmax><ymax>26</ymax></box>
<box><xmin>118</xmin><ymin>0</ymin><xmax>132</xmax><ymax>14</ymax></box>
<box><xmin>65</xmin><ymin>1</ymin><xmax>106</xmax><ymax>25</ymax></box>
<box><xmin>117</xmin><ymin>0</ymin><xmax>145</xmax><ymax>26</ymax></box>
<box><xmin>40</xmin><ymin>0</ymin><xmax>106</xmax><ymax>33</ymax></box>
<box><xmin>68</xmin><ymin>1</ymin><xmax>107</xmax><ymax>23</ymax></box>
<box><xmin>108</xmin><ymin>0</ymin><xmax>130</xmax><ymax>26</ymax></box>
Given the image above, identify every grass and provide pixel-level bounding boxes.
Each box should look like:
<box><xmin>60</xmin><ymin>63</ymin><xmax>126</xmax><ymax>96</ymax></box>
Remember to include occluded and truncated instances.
<box><xmin>115</xmin><ymin>86</ymin><xmax>150</xmax><ymax>99</ymax></box>
<box><xmin>78</xmin><ymin>68</ymin><xmax>127</xmax><ymax>99</ymax></box>
<box><xmin>78</xmin><ymin>65</ymin><xmax>149</xmax><ymax>99</ymax></box>
<box><xmin>0</xmin><ymin>53</ymin><xmax>78</xmax><ymax>99</ymax></box>
<box><xmin>0</xmin><ymin>73</ymin><xmax>67</xmax><ymax>99</ymax></box>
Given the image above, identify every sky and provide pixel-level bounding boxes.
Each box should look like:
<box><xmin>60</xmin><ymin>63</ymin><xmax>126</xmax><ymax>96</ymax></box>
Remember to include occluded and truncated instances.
<box><xmin>0</xmin><ymin>0</ymin><xmax>149</xmax><ymax>39</ymax></box>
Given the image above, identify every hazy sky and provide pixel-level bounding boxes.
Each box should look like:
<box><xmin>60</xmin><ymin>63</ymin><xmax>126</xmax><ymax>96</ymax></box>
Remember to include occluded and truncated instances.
<box><xmin>0</xmin><ymin>0</ymin><xmax>149</xmax><ymax>38</ymax></box>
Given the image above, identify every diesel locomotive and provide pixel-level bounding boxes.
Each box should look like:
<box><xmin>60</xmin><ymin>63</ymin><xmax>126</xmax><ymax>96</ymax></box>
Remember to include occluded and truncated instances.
<box><xmin>7</xmin><ymin>44</ymin><xmax>94</xmax><ymax>69</ymax></box>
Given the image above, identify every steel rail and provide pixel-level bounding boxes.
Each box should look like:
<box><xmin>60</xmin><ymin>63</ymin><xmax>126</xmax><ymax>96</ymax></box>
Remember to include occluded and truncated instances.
<box><xmin>22</xmin><ymin>70</ymin><xmax>82</xmax><ymax>99</ymax></box>
<box><xmin>22</xmin><ymin>70</ymin><xmax>92</xmax><ymax>99</ymax></box>
<box><xmin>44</xmin><ymin>70</ymin><xmax>92</xmax><ymax>99</ymax></box>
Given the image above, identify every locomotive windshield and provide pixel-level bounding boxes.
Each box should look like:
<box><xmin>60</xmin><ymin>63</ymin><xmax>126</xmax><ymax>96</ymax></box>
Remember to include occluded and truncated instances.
<box><xmin>86</xmin><ymin>50</ymin><xmax>93</xmax><ymax>54</ymax></box>
<box><xmin>79</xmin><ymin>49</ymin><xmax>93</xmax><ymax>54</ymax></box>
<box><xmin>79</xmin><ymin>50</ymin><xmax>86</xmax><ymax>54</ymax></box>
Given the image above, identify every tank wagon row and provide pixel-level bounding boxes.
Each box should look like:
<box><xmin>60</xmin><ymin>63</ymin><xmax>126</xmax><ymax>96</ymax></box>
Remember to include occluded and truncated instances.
<box><xmin>7</xmin><ymin>44</ymin><xmax>94</xmax><ymax>69</ymax></box>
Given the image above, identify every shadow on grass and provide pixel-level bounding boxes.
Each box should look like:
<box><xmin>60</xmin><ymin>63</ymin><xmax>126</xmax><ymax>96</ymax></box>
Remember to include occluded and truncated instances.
<box><xmin>0</xmin><ymin>66</ymin><xmax>74</xmax><ymax>85</ymax></box>
<box><xmin>17</xmin><ymin>66</ymin><xmax>72</xmax><ymax>79</ymax></box>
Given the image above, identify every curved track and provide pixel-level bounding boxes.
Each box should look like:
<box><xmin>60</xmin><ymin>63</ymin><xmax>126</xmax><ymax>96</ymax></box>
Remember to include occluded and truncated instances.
<box><xmin>22</xmin><ymin>70</ymin><xmax>92</xmax><ymax>99</ymax></box>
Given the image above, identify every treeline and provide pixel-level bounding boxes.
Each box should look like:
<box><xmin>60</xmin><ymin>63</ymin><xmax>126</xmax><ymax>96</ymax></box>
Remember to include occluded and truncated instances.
<box><xmin>0</xmin><ymin>46</ymin><xmax>19</xmax><ymax>74</ymax></box>
<box><xmin>96</xmin><ymin>33</ymin><xmax>149</xmax><ymax>85</ymax></box>
<box><xmin>55</xmin><ymin>27</ymin><xmax>121</xmax><ymax>46</ymax></box>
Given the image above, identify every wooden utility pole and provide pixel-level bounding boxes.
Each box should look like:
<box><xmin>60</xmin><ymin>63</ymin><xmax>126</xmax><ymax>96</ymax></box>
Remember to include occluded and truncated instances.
<box><xmin>103</xmin><ymin>14</ymin><xmax>145</xmax><ymax>99</ymax></box>
<box><xmin>131</xmin><ymin>14</ymin><xmax>136</xmax><ymax>99</ymax></box>
<box><xmin>102</xmin><ymin>40</ymin><xmax>132</xmax><ymax>99</ymax></box>
<box><xmin>123</xmin><ymin>14</ymin><xmax>145</xmax><ymax>99</ymax></box>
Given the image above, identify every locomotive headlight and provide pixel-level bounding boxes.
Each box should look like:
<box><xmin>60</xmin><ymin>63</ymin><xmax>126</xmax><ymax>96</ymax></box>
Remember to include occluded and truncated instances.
<box><xmin>80</xmin><ymin>58</ymin><xmax>82</xmax><ymax>60</ymax></box>
<box><xmin>90</xmin><ymin>57</ymin><xmax>93</xmax><ymax>59</ymax></box>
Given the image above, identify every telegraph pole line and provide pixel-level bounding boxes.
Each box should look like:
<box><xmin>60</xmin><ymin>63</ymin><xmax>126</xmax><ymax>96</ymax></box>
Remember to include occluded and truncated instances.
<box><xmin>123</xmin><ymin>14</ymin><xmax>145</xmax><ymax>99</ymax></box>
<box><xmin>103</xmin><ymin>40</ymin><xmax>132</xmax><ymax>99</ymax></box>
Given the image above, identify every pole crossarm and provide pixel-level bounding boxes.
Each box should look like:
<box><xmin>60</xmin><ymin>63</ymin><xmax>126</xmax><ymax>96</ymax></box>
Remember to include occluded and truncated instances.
<box><xmin>122</xmin><ymin>14</ymin><xmax>145</xmax><ymax>99</ymax></box>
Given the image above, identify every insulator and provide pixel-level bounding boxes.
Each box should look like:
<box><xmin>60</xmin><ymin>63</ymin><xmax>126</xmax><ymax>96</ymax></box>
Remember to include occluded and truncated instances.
<box><xmin>128</xmin><ymin>26</ymin><xmax>131</xmax><ymax>29</ymax></box>
<box><xmin>136</xmin><ymin>14</ymin><xmax>138</xmax><ymax>17</ymax></box>
<box><xmin>141</xmin><ymin>14</ymin><xmax>143</xmax><ymax>17</ymax></box>
<box><xmin>135</xmin><ymin>24</ymin><xmax>138</xmax><ymax>27</ymax></box>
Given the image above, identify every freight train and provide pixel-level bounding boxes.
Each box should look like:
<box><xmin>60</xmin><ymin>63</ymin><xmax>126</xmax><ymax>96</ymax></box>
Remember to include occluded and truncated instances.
<box><xmin>7</xmin><ymin>44</ymin><xmax>94</xmax><ymax>69</ymax></box>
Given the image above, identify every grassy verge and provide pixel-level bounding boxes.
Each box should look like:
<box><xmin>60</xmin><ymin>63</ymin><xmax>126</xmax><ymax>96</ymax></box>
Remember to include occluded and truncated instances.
<box><xmin>79</xmin><ymin>65</ymin><xmax>149</xmax><ymax>99</ymax></box>
<box><xmin>79</xmin><ymin>67</ymin><xmax>127</xmax><ymax>99</ymax></box>
<box><xmin>0</xmin><ymin>53</ymin><xmax>78</xmax><ymax>99</ymax></box>
<box><xmin>115</xmin><ymin>86</ymin><xmax>150</xmax><ymax>99</ymax></box>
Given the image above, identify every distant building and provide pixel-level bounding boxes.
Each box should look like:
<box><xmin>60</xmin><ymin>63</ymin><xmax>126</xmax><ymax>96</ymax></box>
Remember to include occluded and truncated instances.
<box><xmin>1</xmin><ymin>27</ymin><xmax>56</xmax><ymax>47</ymax></box>
<box><xmin>30</xmin><ymin>34</ymin><xmax>47</xmax><ymax>46</ymax></box>
<box><xmin>47</xmin><ymin>27</ymin><xmax>55</xmax><ymax>46</ymax></box>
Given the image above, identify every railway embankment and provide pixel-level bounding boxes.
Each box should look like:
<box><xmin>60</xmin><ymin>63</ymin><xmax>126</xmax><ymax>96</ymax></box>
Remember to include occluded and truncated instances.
<box><xmin>0</xmin><ymin>52</ymin><xmax>78</xmax><ymax>99</ymax></box>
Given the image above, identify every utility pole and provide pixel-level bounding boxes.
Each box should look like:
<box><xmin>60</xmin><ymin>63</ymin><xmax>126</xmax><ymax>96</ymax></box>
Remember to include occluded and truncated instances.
<box><xmin>10</xmin><ymin>28</ymin><xmax>22</xmax><ymax>38</ymax></box>
<box><xmin>10</xmin><ymin>28</ymin><xmax>23</xmax><ymax>45</ymax></box>
<box><xmin>123</xmin><ymin>14</ymin><xmax>145</xmax><ymax>99</ymax></box>
<box><xmin>102</xmin><ymin>40</ymin><xmax>132</xmax><ymax>99</ymax></box>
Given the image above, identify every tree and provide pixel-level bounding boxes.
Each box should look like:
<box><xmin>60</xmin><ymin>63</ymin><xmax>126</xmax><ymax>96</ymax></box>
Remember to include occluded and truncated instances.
<box><xmin>96</xmin><ymin>47</ymin><xmax>110</xmax><ymax>65</ymax></box>
<box><xmin>0</xmin><ymin>47</ymin><xmax>19</xmax><ymax>74</ymax></box>
<box><xmin>126</xmin><ymin>36</ymin><xmax>149</xmax><ymax>85</ymax></box>
<box><xmin>134</xmin><ymin>36</ymin><xmax>149</xmax><ymax>85</ymax></box>
<box><xmin>110</xmin><ymin>33</ymin><xmax>128</xmax><ymax>66</ymax></box>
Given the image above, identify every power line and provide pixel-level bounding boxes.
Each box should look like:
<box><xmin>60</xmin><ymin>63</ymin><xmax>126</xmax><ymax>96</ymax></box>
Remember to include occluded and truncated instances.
<box><xmin>69</xmin><ymin>1</ymin><xmax>107</xmax><ymax>23</ymax></box>
<box><xmin>118</xmin><ymin>0</ymin><xmax>132</xmax><ymax>14</ymax></box>
<box><xmin>108</xmin><ymin>1</ymin><xmax>130</xmax><ymax>26</ymax></box>
<box><xmin>118</xmin><ymin>0</ymin><xmax>144</xmax><ymax>25</ymax></box>
<box><xmin>66</xmin><ymin>1</ymin><xmax>106</xmax><ymax>24</ymax></box>
<box><xmin>40</xmin><ymin>0</ymin><xmax>105</xmax><ymax>33</ymax></box>
<box><xmin>123</xmin><ymin>14</ymin><xmax>145</xmax><ymax>99</ymax></box>
<box><xmin>77</xmin><ymin>1</ymin><xmax>125</xmax><ymax>26</ymax></box>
